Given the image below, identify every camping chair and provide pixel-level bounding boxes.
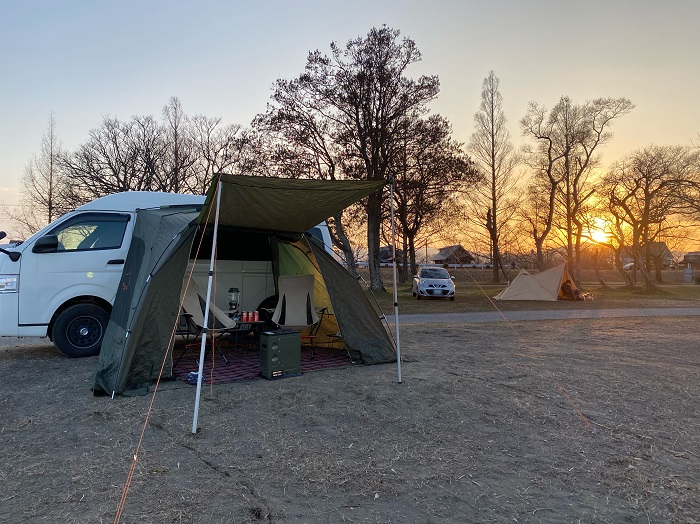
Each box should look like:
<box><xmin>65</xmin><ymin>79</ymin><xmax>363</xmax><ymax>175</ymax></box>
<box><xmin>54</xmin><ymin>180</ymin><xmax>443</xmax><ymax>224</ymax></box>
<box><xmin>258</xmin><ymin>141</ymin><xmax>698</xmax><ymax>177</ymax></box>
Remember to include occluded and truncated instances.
<box><xmin>175</xmin><ymin>311</ymin><xmax>201</xmax><ymax>344</ymax></box>
<box><xmin>271</xmin><ymin>275</ymin><xmax>321</xmax><ymax>355</ymax></box>
<box><xmin>181</xmin><ymin>281</ymin><xmax>239</xmax><ymax>363</ymax></box>
<box><xmin>327</xmin><ymin>330</ymin><xmax>344</xmax><ymax>349</ymax></box>
<box><xmin>172</xmin><ymin>312</ymin><xmax>202</xmax><ymax>367</ymax></box>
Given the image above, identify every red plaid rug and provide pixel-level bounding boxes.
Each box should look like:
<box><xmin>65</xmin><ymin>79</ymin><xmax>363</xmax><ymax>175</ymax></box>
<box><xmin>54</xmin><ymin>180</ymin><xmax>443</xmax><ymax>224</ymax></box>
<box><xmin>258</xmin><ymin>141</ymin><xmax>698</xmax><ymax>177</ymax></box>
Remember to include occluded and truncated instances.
<box><xmin>172</xmin><ymin>343</ymin><xmax>352</xmax><ymax>385</ymax></box>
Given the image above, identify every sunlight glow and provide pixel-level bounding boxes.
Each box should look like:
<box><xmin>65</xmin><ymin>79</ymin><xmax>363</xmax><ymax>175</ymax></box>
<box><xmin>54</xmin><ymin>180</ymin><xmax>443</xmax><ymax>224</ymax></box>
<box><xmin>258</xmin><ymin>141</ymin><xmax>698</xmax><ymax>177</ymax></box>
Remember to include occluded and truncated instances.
<box><xmin>589</xmin><ymin>218</ymin><xmax>610</xmax><ymax>244</ymax></box>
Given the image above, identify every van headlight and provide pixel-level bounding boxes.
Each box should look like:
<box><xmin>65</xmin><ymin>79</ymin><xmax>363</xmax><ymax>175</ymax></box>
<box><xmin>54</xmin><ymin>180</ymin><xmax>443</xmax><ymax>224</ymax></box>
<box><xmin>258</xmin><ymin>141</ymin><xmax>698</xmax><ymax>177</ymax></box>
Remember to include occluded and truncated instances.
<box><xmin>0</xmin><ymin>275</ymin><xmax>18</xmax><ymax>293</ymax></box>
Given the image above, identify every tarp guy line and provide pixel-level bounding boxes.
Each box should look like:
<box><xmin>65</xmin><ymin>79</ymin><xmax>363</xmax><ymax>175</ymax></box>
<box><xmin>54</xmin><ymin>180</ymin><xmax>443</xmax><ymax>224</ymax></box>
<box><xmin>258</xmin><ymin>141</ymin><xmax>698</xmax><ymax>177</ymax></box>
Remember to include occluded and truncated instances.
<box><xmin>114</xmin><ymin>196</ymin><xmax>218</xmax><ymax>524</ymax></box>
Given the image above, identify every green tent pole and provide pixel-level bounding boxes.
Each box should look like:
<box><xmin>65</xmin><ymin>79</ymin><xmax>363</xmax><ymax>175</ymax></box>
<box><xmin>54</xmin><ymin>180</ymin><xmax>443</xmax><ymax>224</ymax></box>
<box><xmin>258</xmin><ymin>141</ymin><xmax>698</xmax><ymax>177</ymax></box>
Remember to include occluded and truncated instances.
<box><xmin>192</xmin><ymin>178</ymin><xmax>223</xmax><ymax>433</ymax></box>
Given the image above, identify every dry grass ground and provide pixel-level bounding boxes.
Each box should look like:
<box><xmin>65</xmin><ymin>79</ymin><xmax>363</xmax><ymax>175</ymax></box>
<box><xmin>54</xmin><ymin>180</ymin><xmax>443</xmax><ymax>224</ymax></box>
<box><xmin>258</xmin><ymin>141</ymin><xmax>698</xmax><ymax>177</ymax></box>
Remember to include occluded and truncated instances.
<box><xmin>1</xmin><ymin>272</ymin><xmax>699</xmax><ymax>523</ymax></box>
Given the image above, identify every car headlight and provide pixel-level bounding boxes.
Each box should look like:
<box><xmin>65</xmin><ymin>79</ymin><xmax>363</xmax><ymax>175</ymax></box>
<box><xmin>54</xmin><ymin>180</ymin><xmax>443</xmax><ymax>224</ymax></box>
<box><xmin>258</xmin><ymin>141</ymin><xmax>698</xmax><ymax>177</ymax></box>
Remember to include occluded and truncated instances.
<box><xmin>0</xmin><ymin>275</ymin><xmax>18</xmax><ymax>293</ymax></box>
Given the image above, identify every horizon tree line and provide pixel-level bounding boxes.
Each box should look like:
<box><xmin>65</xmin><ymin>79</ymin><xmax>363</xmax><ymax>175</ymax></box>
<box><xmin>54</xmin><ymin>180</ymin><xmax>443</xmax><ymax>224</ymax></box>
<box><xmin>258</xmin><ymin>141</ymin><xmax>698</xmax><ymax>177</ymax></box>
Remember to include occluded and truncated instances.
<box><xmin>7</xmin><ymin>26</ymin><xmax>700</xmax><ymax>292</ymax></box>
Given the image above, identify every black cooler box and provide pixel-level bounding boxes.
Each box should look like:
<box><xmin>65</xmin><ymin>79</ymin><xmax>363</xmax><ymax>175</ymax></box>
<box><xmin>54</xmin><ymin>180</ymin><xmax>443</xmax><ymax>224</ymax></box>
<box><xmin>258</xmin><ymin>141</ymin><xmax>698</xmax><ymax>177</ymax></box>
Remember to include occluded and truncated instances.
<box><xmin>260</xmin><ymin>330</ymin><xmax>301</xmax><ymax>379</ymax></box>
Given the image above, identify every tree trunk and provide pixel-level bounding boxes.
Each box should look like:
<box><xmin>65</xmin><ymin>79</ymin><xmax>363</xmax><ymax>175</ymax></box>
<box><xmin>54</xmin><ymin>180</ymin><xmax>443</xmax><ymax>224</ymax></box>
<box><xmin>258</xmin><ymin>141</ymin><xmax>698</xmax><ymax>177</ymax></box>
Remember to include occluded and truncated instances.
<box><xmin>638</xmin><ymin>264</ymin><xmax>656</xmax><ymax>290</ymax></box>
<box><xmin>366</xmin><ymin>192</ymin><xmax>385</xmax><ymax>292</ymax></box>
<box><xmin>632</xmin><ymin>246</ymin><xmax>655</xmax><ymax>290</ymax></box>
<box><xmin>613</xmin><ymin>248</ymin><xmax>635</xmax><ymax>286</ymax></box>
<box><xmin>496</xmin><ymin>251</ymin><xmax>510</xmax><ymax>283</ymax></box>
<box><xmin>535</xmin><ymin>241</ymin><xmax>545</xmax><ymax>271</ymax></box>
<box><xmin>652</xmin><ymin>256</ymin><xmax>663</xmax><ymax>283</ymax></box>
<box><xmin>332</xmin><ymin>212</ymin><xmax>358</xmax><ymax>279</ymax></box>
<box><xmin>615</xmin><ymin>268</ymin><xmax>635</xmax><ymax>286</ymax></box>
<box><xmin>593</xmin><ymin>269</ymin><xmax>608</xmax><ymax>288</ymax></box>
<box><xmin>492</xmin><ymin>242</ymin><xmax>509</xmax><ymax>283</ymax></box>
<box><xmin>398</xmin><ymin>232</ymin><xmax>407</xmax><ymax>283</ymax></box>
<box><xmin>573</xmin><ymin>218</ymin><xmax>583</xmax><ymax>284</ymax></box>
<box><xmin>491</xmin><ymin>235</ymin><xmax>500</xmax><ymax>283</ymax></box>
<box><xmin>487</xmin><ymin>209</ymin><xmax>500</xmax><ymax>284</ymax></box>
<box><xmin>408</xmin><ymin>234</ymin><xmax>418</xmax><ymax>278</ymax></box>
<box><xmin>591</xmin><ymin>250</ymin><xmax>609</xmax><ymax>289</ymax></box>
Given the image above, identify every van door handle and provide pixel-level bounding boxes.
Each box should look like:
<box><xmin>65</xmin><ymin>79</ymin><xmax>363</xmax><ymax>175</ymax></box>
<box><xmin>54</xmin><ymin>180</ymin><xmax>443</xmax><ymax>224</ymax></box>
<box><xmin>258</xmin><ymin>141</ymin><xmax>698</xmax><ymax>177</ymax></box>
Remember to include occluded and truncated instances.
<box><xmin>107</xmin><ymin>259</ymin><xmax>125</xmax><ymax>265</ymax></box>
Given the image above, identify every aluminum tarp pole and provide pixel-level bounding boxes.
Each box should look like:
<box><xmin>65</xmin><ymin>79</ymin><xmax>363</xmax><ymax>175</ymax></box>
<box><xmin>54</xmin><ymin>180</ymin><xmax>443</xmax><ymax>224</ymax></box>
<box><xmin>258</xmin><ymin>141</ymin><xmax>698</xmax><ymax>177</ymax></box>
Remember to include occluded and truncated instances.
<box><xmin>389</xmin><ymin>177</ymin><xmax>401</xmax><ymax>383</ymax></box>
<box><xmin>192</xmin><ymin>178</ymin><xmax>223</xmax><ymax>433</ymax></box>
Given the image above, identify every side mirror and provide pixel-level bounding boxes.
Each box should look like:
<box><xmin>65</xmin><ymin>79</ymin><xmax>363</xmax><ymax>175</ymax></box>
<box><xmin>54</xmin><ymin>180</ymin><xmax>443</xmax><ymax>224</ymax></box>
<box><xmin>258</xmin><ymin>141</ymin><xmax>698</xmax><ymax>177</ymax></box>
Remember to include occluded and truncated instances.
<box><xmin>32</xmin><ymin>235</ymin><xmax>59</xmax><ymax>253</ymax></box>
<box><xmin>451</xmin><ymin>276</ymin><xmax>455</xmax><ymax>280</ymax></box>
<box><xmin>0</xmin><ymin>231</ymin><xmax>21</xmax><ymax>261</ymax></box>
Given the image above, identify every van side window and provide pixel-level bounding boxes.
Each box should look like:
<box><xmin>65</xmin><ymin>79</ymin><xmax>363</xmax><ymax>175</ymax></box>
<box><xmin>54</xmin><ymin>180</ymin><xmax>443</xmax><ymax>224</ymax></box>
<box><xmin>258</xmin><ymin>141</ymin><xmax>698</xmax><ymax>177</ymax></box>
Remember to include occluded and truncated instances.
<box><xmin>307</xmin><ymin>227</ymin><xmax>322</xmax><ymax>243</ymax></box>
<box><xmin>305</xmin><ymin>223</ymin><xmax>333</xmax><ymax>256</ymax></box>
<box><xmin>48</xmin><ymin>213</ymin><xmax>130</xmax><ymax>252</ymax></box>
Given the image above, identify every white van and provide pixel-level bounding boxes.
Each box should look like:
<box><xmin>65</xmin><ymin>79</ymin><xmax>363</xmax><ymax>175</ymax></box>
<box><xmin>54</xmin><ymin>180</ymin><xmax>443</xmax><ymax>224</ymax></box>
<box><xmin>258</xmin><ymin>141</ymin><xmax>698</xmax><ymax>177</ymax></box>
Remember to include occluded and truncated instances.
<box><xmin>0</xmin><ymin>192</ymin><xmax>332</xmax><ymax>358</ymax></box>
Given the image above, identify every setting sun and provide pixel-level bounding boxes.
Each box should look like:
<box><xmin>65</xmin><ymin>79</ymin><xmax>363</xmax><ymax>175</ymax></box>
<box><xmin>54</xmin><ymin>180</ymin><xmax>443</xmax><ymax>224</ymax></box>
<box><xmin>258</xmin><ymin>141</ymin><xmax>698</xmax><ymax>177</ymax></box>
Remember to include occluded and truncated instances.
<box><xmin>589</xmin><ymin>218</ymin><xmax>610</xmax><ymax>244</ymax></box>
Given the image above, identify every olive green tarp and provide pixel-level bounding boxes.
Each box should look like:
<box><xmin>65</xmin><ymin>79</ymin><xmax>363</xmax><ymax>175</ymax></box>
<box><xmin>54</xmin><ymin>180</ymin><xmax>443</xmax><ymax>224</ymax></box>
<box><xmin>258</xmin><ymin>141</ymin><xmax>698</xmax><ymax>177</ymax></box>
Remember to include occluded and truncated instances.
<box><xmin>93</xmin><ymin>175</ymin><xmax>394</xmax><ymax>397</ymax></box>
<box><xmin>199</xmin><ymin>175</ymin><xmax>384</xmax><ymax>231</ymax></box>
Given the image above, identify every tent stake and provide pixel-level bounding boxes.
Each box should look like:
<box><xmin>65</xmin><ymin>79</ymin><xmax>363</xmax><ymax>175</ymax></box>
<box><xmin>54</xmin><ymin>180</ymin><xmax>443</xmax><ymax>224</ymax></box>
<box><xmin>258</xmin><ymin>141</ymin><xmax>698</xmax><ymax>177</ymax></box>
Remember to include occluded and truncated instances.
<box><xmin>192</xmin><ymin>177</ymin><xmax>223</xmax><ymax>433</ymax></box>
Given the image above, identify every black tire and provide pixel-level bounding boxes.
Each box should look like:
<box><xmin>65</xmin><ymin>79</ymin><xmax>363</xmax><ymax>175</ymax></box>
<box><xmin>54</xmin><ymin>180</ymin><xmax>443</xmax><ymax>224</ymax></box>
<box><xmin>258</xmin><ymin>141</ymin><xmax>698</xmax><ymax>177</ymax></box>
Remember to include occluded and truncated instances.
<box><xmin>53</xmin><ymin>304</ymin><xmax>110</xmax><ymax>358</ymax></box>
<box><xmin>416</xmin><ymin>293</ymin><xmax>421</xmax><ymax>300</ymax></box>
<box><xmin>449</xmin><ymin>296</ymin><xmax>455</xmax><ymax>301</ymax></box>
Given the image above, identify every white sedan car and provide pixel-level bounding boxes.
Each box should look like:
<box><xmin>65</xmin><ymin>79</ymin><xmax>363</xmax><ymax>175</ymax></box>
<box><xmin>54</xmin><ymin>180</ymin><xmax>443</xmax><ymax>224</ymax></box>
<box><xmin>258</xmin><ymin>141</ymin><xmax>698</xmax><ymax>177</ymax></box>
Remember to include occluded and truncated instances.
<box><xmin>412</xmin><ymin>267</ymin><xmax>455</xmax><ymax>301</ymax></box>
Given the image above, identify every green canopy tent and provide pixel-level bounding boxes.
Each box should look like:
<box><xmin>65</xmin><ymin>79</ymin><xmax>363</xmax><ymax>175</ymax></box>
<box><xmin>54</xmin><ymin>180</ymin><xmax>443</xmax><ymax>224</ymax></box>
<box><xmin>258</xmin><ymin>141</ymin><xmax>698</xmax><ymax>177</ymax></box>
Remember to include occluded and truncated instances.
<box><xmin>278</xmin><ymin>238</ymin><xmax>394</xmax><ymax>365</ymax></box>
<box><xmin>93</xmin><ymin>175</ymin><xmax>395</xmax><ymax>399</ymax></box>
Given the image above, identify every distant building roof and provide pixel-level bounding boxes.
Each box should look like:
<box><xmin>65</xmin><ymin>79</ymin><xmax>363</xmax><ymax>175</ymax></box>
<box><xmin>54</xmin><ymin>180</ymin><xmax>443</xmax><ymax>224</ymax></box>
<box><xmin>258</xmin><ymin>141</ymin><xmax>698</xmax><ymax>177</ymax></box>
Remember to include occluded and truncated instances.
<box><xmin>378</xmin><ymin>246</ymin><xmax>404</xmax><ymax>263</ymax></box>
<box><xmin>433</xmin><ymin>245</ymin><xmax>474</xmax><ymax>265</ymax></box>
<box><xmin>682</xmin><ymin>252</ymin><xmax>700</xmax><ymax>262</ymax></box>
<box><xmin>649</xmin><ymin>241</ymin><xmax>672</xmax><ymax>259</ymax></box>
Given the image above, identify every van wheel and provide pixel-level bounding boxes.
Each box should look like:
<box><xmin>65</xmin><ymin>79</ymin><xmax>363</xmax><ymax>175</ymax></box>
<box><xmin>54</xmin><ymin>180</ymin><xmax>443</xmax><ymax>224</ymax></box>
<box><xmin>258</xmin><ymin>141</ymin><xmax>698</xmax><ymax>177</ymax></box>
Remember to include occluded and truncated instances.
<box><xmin>53</xmin><ymin>304</ymin><xmax>109</xmax><ymax>358</ymax></box>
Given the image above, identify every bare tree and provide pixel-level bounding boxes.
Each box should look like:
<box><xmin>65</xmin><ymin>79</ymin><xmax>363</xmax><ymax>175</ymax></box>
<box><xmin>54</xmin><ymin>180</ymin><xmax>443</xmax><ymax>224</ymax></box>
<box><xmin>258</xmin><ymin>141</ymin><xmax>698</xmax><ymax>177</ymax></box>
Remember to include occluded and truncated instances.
<box><xmin>131</xmin><ymin>115</ymin><xmax>167</xmax><ymax>191</ymax></box>
<box><xmin>188</xmin><ymin>115</ymin><xmax>255</xmax><ymax>195</ymax></box>
<box><xmin>258</xmin><ymin>26</ymin><xmax>440</xmax><ymax>291</ymax></box>
<box><xmin>161</xmin><ymin>97</ymin><xmax>196</xmax><ymax>193</ymax></box>
<box><xmin>12</xmin><ymin>100</ymin><xmax>265</xmax><ymax>234</ymax></box>
<box><xmin>593</xmin><ymin>209</ymin><xmax>636</xmax><ymax>286</ymax></box>
<box><xmin>601</xmin><ymin>145</ymin><xmax>700</xmax><ymax>289</ymax></box>
<box><xmin>521</xmin><ymin>96</ymin><xmax>633</xmax><ymax>276</ymax></box>
<box><xmin>390</xmin><ymin>114</ymin><xmax>477</xmax><ymax>278</ymax></box>
<box><xmin>252</xmin><ymin>80</ymin><xmax>359</xmax><ymax>269</ymax></box>
<box><xmin>518</xmin><ymin>110</ymin><xmax>561</xmax><ymax>271</ymax></box>
<box><xmin>59</xmin><ymin>116</ymin><xmax>142</xmax><ymax>201</ymax></box>
<box><xmin>468</xmin><ymin>71</ymin><xmax>519</xmax><ymax>282</ymax></box>
<box><xmin>12</xmin><ymin>114</ymin><xmax>71</xmax><ymax>235</ymax></box>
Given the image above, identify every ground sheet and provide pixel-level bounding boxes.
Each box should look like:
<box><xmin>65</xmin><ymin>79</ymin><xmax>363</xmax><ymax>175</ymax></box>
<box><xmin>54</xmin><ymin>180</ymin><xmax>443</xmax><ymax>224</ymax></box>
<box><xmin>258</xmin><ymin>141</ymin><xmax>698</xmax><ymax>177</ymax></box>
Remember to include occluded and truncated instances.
<box><xmin>172</xmin><ymin>342</ymin><xmax>351</xmax><ymax>384</ymax></box>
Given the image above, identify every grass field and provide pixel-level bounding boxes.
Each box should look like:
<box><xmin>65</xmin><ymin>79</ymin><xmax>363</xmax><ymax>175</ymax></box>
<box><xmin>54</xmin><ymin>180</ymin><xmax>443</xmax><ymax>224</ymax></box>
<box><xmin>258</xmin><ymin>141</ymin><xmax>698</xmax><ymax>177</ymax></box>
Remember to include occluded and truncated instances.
<box><xmin>363</xmin><ymin>268</ymin><xmax>700</xmax><ymax>315</ymax></box>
